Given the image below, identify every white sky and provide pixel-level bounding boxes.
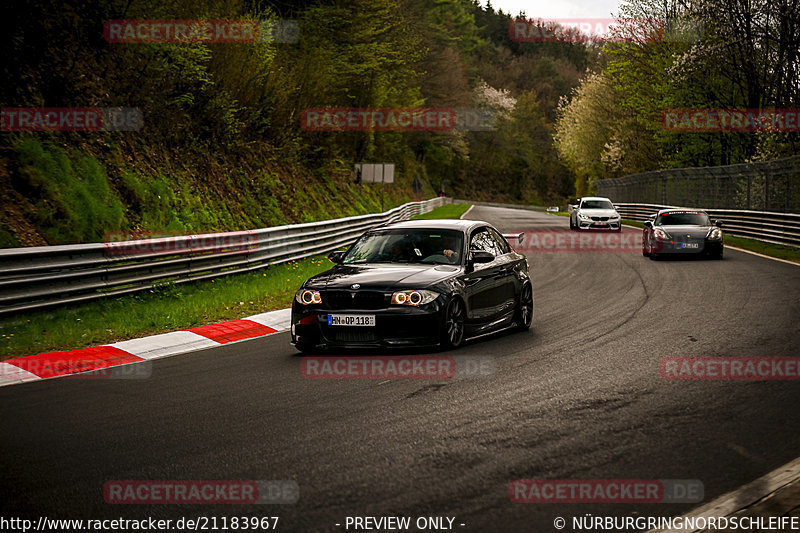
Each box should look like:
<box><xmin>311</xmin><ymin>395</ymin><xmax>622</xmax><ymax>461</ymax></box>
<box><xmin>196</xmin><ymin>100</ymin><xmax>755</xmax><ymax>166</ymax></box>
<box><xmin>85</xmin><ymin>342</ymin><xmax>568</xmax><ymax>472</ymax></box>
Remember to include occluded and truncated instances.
<box><xmin>484</xmin><ymin>0</ymin><xmax>623</xmax><ymax>19</ymax></box>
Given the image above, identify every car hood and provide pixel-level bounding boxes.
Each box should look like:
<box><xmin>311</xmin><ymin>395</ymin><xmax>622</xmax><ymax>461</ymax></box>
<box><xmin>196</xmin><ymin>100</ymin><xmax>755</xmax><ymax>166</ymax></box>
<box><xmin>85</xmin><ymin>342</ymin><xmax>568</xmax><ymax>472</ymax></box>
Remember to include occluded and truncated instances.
<box><xmin>304</xmin><ymin>263</ymin><xmax>461</xmax><ymax>291</ymax></box>
<box><xmin>579</xmin><ymin>208</ymin><xmax>618</xmax><ymax>217</ymax></box>
<box><xmin>657</xmin><ymin>225</ymin><xmax>712</xmax><ymax>237</ymax></box>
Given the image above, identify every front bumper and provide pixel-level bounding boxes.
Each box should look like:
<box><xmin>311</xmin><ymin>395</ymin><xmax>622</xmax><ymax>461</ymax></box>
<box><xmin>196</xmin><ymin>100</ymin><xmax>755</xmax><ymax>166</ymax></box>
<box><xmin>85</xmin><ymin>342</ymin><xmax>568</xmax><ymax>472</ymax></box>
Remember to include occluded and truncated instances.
<box><xmin>651</xmin><ymin>238</ymin><xmax>723</xmax><ymax>255</ymax></box>
<box><xmin>577</xmin><ymin>219</ymin><xmax>621</xmax><ymax>230</ymax></box>
<box><xmin>291</xmin><ymin>300</ymin><xmax>445</xmax><ymax>349</ymax></box>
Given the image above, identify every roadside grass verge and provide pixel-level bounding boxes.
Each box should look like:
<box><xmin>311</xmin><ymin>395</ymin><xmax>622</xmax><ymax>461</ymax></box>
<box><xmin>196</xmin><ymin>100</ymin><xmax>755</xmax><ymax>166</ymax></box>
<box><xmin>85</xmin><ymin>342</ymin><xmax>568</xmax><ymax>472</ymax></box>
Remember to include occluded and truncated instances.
<box><xmin>723</xmin><ymin>235</ymin><xmax>800</xmax><ymax>263</ymax></box>
<box><xmin>621</xmin><ymin>219</ymin><xmax>645</xmax><ymax>228</ymax></box>
<box><xmin>412</xmin><ymin>203</ymin><xmax>471</xmax><ymax>220</ymax></box>
<box><xmin>0</xmin><ymin>256</ymin><xmax>332</xmax><ymax>360</ymax></box>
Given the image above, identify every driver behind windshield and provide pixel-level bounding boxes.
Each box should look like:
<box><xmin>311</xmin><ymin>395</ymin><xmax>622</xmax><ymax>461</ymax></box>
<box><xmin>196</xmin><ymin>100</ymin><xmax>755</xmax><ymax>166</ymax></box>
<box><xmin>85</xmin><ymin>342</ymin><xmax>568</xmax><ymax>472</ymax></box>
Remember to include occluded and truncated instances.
<box><xmin>440</xmin><ymin>234</ymin><xmax>461</xmax><ymax>263</ymax></box>
<box><xmin>386</xmin><ymin>237</ymin><xmax>415</xmax><ymax>262</ymax></box>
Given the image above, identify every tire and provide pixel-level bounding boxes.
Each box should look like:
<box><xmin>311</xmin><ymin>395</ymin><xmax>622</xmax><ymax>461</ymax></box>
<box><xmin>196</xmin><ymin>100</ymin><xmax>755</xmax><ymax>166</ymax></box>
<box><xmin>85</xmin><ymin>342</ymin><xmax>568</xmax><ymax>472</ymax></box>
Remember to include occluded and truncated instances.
<box><xmin>514</xmin><ymin>283</ymin><xmax>533</xmax><ymax>331</ymax></box>
<box><xmin>642</xmin><ymin>238</ymin><xmax>651</xmax><ymax>257</ymax></box>
<box><xmin>712</xmin><ymin>247</ymin><xmax>724</xmax><ymax>260</ymax></box>
<box><xmin>569</xmin><ymin>217</ymin><xmax>575</xmax><ymax>230</ymax></box>
<box><xmin>441</xmin><ymin>297</ymin><xmax>466</xmax><ymax>350</ymax></box>
<box><xmin>649</xmin><ymin>253</ymin><xmax>658</xmax><ymax>260</ymax></box>
<box><xmin>614</xmin><ymin>225</ymin><xmax>622</xmax><ymax>232</ymax></box>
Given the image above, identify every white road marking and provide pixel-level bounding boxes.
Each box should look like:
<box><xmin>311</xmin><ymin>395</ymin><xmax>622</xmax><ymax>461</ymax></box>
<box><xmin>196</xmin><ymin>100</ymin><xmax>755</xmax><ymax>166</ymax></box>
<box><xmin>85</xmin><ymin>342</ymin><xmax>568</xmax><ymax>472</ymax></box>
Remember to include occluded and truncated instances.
<box><xmin>0</xmin><ymin>362</ymin><xmax>41</xmax><ymax>386</ymax></box>
<box><xmin>110</xmin><ymin>331</ymin><xmax>218</xmax><ymax>360</ymax></box>
<box><xmin>247</xmin><ymin>308</ymin><xmax>292</xmax><ymax>330</ymax></box>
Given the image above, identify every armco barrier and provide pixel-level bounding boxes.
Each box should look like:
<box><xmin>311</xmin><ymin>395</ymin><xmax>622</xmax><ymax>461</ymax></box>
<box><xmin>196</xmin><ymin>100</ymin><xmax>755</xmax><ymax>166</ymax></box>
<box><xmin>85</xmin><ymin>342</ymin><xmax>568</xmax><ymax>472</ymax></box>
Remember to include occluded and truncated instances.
<box><xmin>615</xmin><ymin>203</ymin><xmax>800</xmax><ymax>247</ymax></box>
<box><xmin>0</xmin><ymin>197</ymin><xmax>450</xmax><ymax>317</ymax></box>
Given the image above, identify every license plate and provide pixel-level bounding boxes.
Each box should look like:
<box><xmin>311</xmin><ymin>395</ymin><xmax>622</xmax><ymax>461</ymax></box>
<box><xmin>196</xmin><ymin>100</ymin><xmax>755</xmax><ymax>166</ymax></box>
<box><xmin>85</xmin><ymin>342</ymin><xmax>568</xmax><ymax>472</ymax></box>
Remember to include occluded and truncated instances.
<box><xmin>680</xmin><ymin>242</ymin><xmax>699</xmax><ymax>249</ymax></box>
<box><xmin>595</xmin><ymin>222</ymin><xmax>607</xmax><ymax>226</ymax></box>
<box><xmin>327</xmin><ymin>314</ymin><xmax>375</xmax><ymax>327</ymax></box>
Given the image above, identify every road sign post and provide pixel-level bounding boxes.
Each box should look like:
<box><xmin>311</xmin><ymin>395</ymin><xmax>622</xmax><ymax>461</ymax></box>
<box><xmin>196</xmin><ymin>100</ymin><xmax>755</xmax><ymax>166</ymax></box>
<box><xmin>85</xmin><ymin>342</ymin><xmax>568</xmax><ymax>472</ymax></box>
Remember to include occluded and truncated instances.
<box><xmin>355</xmin><ymin>163</ymin><xmax>395</xmax><ymax>212</ymax></box>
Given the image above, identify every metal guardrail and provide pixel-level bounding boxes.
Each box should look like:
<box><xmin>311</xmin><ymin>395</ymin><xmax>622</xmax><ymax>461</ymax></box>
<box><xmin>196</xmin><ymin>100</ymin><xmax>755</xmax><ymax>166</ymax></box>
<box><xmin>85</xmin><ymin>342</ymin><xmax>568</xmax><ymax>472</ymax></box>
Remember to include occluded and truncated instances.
<box><xmin>0</xmin><ymin>197</ymin><xmax>450</xmax><ymax>318</ymax></box>
<box><xmin>453</xmin><ymin>199</ymin><xmax>547</xmax><ymax>212</ymax></box>
<box><xmin>615</xmin><ymin>203</ymin><xmax>800</xmax><ymax>247</ymax></box>
<box><xmin>596</xmin><ymin>155</ymin><xmax>800</xmax><ymax>213</ymax></box>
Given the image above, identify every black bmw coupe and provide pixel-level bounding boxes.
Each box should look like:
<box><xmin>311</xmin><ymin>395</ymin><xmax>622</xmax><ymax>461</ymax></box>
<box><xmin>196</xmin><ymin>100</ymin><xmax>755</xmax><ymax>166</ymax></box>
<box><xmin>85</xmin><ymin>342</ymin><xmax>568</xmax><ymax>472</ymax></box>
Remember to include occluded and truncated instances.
<box><xmin>290</xmin><ymin>219</ymin><xmax>533</xmax><ymax>352</ymax></box>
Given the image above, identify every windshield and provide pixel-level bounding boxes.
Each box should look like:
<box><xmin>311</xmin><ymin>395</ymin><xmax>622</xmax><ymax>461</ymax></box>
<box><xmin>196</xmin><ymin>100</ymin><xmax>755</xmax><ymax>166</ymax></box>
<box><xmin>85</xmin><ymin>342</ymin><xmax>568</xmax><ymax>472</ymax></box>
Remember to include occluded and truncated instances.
<box><xmin>581</xmin><ymin>200</ymin><xmax>614</xmax><ymax>210</ymax></box>
<box><xmin>343</xmin><ymin>229</ymin><xmax>464</xmax><ymax>265</ymax></box>
<box><xmin>656</xmin><ymin>212</ymin><xmax>710</xmax><ymax>226</ymax></box>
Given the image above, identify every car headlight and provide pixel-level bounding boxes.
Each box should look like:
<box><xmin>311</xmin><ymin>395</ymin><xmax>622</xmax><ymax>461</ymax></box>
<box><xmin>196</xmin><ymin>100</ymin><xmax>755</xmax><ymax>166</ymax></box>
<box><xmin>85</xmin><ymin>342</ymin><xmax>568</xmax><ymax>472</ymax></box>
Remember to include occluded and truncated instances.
<box><xmin>391</xmin><ymin>289</ymin><xmax>439</xmax><ymax>306</ymax></box>
<box><xmin>295</xmin><ymin>289</ymin><xmax>322</xmax><ymax>305</ymax></box>
<box><xmin>579</xmin><ymin>213</ymin><xmax>592</xmax><ymax>220</ymax></box>
<box><xmin>708</xmin><ymin>227</ymin><xmax>723</xmax><ymax>240</ymax></box>
<box><xmin>609</xmin><ymin>213</ymin><xmax>620</xmax><ymax>219</ymax></box>
<box><xmin>653</xmin><ymin>228</ymin><xmax>669</xmax><ymax>240</ymax></box>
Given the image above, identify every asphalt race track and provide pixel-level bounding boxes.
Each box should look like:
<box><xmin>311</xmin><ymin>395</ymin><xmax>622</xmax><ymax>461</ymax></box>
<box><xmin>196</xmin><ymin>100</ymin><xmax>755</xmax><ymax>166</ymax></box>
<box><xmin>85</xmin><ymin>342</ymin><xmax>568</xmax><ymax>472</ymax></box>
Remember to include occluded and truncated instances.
<box><xmin>2</xmin><ymin>205</ymin><xmax>799</xmax><ymax>532</ymax></box>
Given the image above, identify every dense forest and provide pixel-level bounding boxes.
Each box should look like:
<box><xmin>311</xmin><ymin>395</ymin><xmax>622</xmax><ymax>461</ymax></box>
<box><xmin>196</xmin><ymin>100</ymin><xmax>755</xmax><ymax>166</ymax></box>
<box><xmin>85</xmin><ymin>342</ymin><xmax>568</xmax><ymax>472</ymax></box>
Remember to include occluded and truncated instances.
<box><xmin>0</xmin><ymin>0</ymin><xmax>797</xmax><ymax>245</ymax></box>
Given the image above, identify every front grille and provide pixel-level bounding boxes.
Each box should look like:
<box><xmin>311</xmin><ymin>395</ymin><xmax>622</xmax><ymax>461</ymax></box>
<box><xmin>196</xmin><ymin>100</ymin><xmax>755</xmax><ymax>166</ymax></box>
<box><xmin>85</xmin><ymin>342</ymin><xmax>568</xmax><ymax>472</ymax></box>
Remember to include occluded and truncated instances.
<box><xmin>323</xmin><ymin>290</ymin><xmax>387</xmax><ymax>310</ymax></box>
<box><xmin>591</xmin><ymin>216</ymin><xmax>609</xmax><ymax>221</ymax></box>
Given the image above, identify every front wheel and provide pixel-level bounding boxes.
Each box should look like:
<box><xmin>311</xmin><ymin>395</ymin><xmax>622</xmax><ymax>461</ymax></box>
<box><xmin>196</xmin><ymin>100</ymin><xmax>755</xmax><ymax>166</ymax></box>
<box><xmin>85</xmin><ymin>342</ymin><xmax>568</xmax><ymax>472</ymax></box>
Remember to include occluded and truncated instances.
<box><xmin>642</xmin><ymin>238</ymin><xmax>651</xmax><ymax>257</ymax></box>
<box><xmin>441</xmin><ymin>297</ymin><xmax>465</xmax><ymax>350</ymax></box>
<box><xmin>515</xmin><ymin>283</ymin><xmax>533</xmax><ymax>331</ymax></box>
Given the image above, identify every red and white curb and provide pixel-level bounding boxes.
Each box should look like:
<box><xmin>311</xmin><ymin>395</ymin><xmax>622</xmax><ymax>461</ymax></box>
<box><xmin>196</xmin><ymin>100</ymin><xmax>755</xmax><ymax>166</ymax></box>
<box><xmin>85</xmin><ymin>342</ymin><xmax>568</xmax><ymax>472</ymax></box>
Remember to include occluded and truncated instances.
<box><xmin>0</xmin><ymin>308</ymin><xmax>291</xmax><ymax>387</ymax></box>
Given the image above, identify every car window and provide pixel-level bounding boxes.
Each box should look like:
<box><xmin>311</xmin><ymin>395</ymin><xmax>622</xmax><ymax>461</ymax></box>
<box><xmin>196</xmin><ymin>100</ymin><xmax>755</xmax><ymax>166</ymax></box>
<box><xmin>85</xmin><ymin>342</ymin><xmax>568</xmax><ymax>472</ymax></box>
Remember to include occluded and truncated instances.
<box><xmin>580</xmin><ymin>200</ymin><xmax>614</xmax><ymax>209</ymax></box>
<box><xmin>470</xmin><ymin>229</ymin><xmax>500</xmax><ymax>256</ymax></box>
<box><xmin>488</xmin><ymin>228</ymin><xmax>510</xmax><ymax>254</ymax></box>
<box><xmin>655</xmin><ymin>212</ymin><xmax>710</xmax><ymax>226</ymax></box>
<box><xmin>343</xmin><ymin>228</ymin><xmax>464</xmax><ymax>265</ymax></box>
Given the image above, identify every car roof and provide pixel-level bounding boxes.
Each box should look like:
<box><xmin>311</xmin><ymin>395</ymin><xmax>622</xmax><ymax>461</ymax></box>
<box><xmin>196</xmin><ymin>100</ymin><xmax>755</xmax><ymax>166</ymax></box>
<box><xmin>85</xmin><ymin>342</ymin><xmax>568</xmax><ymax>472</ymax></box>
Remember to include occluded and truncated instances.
<box><xmin>580</xmin><ymin>196</ymin><xmax>611</xmax><ymax>202</ymax></box>
<box><xmin>377</xmin><ymin>218</ymin><xmax>488</xmax><ymax>233</ymax></box>
<box><xmin>656</xmin><ymin>208</ymin><xmax>709</xmax><ymax>215</ymax></box>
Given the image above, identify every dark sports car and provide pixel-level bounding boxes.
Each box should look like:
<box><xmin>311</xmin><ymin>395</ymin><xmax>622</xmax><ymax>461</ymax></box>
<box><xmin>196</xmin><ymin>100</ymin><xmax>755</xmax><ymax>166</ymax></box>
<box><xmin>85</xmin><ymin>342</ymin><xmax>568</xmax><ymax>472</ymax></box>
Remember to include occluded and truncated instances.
<box><xmin>642</xmin><ymin>208</ymin><xmax>724</xmax><ymax>259</ymax></box>
<box><xmin>290</xmin><ymin>219</ymin><xmax>533</xmax><ymax>352</ymax></box>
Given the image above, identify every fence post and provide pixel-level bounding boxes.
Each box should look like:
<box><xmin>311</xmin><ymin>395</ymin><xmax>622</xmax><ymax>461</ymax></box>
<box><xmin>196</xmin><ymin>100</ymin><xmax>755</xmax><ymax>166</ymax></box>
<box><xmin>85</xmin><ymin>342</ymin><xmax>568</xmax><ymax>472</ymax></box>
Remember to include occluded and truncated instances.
<box><xmin>685</xmin><ymin>176</ymin><xmax>690</xmax><ymax>206</ymax></box>
<box><xmin>747</xmin><ymin>175</ymin><xmax>751</xmax><ymax>210</ymax></box>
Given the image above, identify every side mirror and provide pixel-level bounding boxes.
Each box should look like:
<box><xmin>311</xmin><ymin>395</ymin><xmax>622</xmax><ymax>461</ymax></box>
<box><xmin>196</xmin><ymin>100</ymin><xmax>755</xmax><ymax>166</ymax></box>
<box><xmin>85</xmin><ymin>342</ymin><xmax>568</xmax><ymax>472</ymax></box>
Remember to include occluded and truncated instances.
<box><xmin>714</xmin><ymin>220</ymin><xmax>723</xmax><ymax>227</ymax></box>
<box><xmin>644</xmin><ymin>221</ymin><xmax>653</xmax><ymax>228</ymax></box>
<box><xmin>327</xmin><ymin>250</ymin><xmax>346</xmax><ymax>264</ymax></box>
<box><xmin>470</xmin><ymin>250</ymin><xmax>495</xmax><ymax>265</ymax></box>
